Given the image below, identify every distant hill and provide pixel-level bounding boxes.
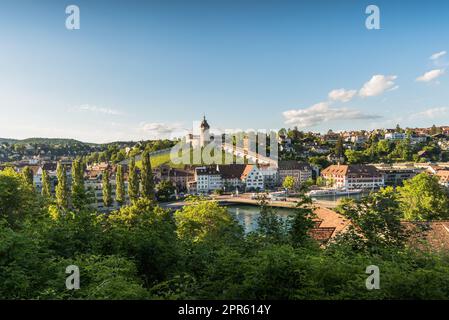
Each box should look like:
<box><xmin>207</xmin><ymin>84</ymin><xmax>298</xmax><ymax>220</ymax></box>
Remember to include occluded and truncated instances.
<box><xmin>0</xmin><ymin>137</ymin><xmax>98</xmax><ymax>146</ymax></box>
<box><xmin>0</xmin><ymin>138</ymin><xmax>19</xmax><ymax>144</ymax></box>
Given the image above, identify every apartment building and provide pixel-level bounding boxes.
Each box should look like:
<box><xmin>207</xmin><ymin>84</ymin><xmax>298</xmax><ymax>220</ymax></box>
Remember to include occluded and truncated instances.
<box><xmin>321</xmin><ymin>164</ymin><xmax>384</xmax><ymax>190</ymax></box>
<box><xmin>192</xmin><ymin>164</ymin><xmax>265</xmax><ymax>193</ymax></box>
<box><xmin>84</xmin><ymin>167</ymin><xmax>129</xmax><ymax>211</ymax></box>
<box><xmin>217</xmin><ymin>164</ymin><xmax>246</xmax><ymax>190</ymax></box>
<box><xmin>278</xmin><ymin>160</ymin><xmax>313</xmax><ymax>187</ymax></box>
<box><xmin>154</xmin><ymin>164</ymin><xmax>193</xmax><ymax>191</ymax></box>
<box><xmin>195</xmin><ymin>166</ymin><xmax>222</xmax><ymax>193</ymax></box>
<box><xmin>241</xmin><ymin>165</ymin><xmax>264</xmax><ymax>191</ymax></box>
<box><xmin>374</xmin><ymin>164</ymin><xmax>420</xmax><ymax>186</ymax></box>
<box><xmin>258</xmin><ymin>164</ymin><xmax>279</xmax><ymax>189</ymax></box>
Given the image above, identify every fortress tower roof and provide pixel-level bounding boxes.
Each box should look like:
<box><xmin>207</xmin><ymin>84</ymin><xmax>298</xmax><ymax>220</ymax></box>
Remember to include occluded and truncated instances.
<box><xmin>200</xmin><ymin>115</ymin><xmax>210</xmax><ymax>129</ymax></box>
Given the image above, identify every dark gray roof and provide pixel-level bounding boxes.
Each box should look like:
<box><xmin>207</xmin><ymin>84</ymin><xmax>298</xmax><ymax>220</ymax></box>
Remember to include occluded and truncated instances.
<box><xmin>278</xmin><ymin>160</ymin><xmax>312</xmax><ymax>171</ymax></box>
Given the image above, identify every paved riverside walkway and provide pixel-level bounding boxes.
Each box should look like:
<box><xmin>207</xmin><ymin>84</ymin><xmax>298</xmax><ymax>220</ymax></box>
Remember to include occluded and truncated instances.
<box><xmin>162</xmin><ymin>194</ymin><xmax>339</xmax><ymax>210</ymax></box>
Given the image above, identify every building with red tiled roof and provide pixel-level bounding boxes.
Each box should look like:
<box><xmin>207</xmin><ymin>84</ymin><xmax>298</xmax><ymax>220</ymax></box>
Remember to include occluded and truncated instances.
<box><xmin>309</xmin><ymin>207</ymin><xmax>351</xmax><ymax>245</ymax></box>
<box><xmin>403</xmin><ymin>221</ymin><xmax>449</xmax><ymax>252</ymax></box>
<box><xmin>321</xmin><ymin>164</ymin><xmax>384</xmax><ymax>190</ymax></box>
<box><xmin>240</xmin><ymin>165</ymin><xmax>264</xmax><ymax>191</ymax></box>
<box><xmin>436</xmin><ymin>170</ymin><xmax>449</xmax><ymax>187</ymax></box>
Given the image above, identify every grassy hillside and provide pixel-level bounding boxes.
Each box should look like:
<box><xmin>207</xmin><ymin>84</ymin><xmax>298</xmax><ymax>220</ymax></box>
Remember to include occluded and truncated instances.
<box><xmin>135</xmin><ymin>152</ymin><xmax>185</xmax><ymax>169</ymax></box>
<box><xmin>134</xmin><ymin>148</ymin><xmax>245</xmax><ymax>169</ymax></box>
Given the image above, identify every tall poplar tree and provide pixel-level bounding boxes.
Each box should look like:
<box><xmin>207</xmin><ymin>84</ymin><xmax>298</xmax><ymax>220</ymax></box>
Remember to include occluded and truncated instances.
<box><xmin>22</xmin><ymin>166</ymin><xmax>34</xmax><ymax>190</ymax></box>
<box><xmin>56</xmin><ymin>162</ymin><xmax>69</xmax><ymax>209</ymax></box>
<box><xmin>140</xmin><ymin>151</ymin><xmax>155</xmax><ymax>200</ymax></box>
<box><xmin>102</xmin><ymin>170</ymin><xmax>112</xmax><ymax>209</ymax></box>
<box><xmin>115</xmin><ymin>164</ymin><xmax>125</xmax><ymax>206</ymax></box>
<box><xmin>128</xmin><ymin>157</ymin><xmax>139</xmax><ymax>202</ymax></box>
<box><xmin>334</xmin><ymin>136</ymin><xmax>344</xmax><ymax>158</ymax></box>
<box><xmin>71</xmin><ymin>159</ymin><xmax>86</xmax><ymax>209</ymax></box>
<box><xmin>41</xmin><ymin>169</ymin><xmax>51</xmax><ymax>198</ymax></box>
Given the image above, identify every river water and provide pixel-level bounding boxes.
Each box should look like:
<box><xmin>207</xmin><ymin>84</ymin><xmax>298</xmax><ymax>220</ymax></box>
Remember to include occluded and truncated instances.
<box><xmin>226</xmin><ymin>192</ymin><xmax>369</xmax><ymax>233</ymax></box>
<box><xmin>226</xmin><ymin>204</ymin><xmax>295</xmax><ymax>233</ymax></box>
<box><xmin>308</xmin><ymin>192</ymin><xmax>370</xmax><ymax>202</ymax></box>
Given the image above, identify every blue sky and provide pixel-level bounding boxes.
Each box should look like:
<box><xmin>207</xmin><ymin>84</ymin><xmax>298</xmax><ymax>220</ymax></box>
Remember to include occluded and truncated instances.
<box><xmin>1</xmin><ymin>0</ymin><xmax>448</xmax><ymax>143</ymax></box>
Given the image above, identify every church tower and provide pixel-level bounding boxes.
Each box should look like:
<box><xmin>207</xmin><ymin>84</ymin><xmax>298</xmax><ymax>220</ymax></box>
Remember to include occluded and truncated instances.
<box><xmin>199</xmin><ymin>115</ymin><xmax>210</xmax><ymax>148</ymax></box>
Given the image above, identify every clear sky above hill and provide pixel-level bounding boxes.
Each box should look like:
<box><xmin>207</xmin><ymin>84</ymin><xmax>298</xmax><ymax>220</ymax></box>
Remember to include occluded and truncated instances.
<box><xmin>1</xmin><ymin>0</ymin><xmax>448</xmax><ymax>142</ymax></box>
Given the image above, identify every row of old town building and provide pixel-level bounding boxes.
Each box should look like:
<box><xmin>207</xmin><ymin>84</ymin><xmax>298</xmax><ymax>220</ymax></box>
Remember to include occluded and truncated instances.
<box><xmin>2</xmin><ymin>157</ymin><xmax>448</xmax><ymax>212</ymax></box>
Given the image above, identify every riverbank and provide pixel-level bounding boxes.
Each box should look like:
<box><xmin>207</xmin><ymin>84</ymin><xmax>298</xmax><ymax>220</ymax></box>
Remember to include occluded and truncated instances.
<box><xmin>162</xmin><ymin>194</ymin><xmax>340</xmax><ymax>210</ymax></box>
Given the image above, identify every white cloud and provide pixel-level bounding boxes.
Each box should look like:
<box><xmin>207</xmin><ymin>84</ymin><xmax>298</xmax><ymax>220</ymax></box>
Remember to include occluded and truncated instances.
<box><xmin>430</xmin><ymin>51</ymin><xmax>447</xmax><ymax>60</ymax></box>
<box><xmin>139</xmin><ymin>122</ymin><xmax>187</xmax><ymax>139</ymax></box>
<box><xmin>359</xmin><ymin>75</ymin><xmax>398</xmax><ymax>97</ymax></box>
<box><xmin>410</xmin><ymin>107</ymin><xmax>449</xmax><ymax>119</ymax></box>
<box><xmin>77</xmin><ymin>104</ymin><xmax>124</xmax><ymax>115</ymax></box>
<box><xmin>282</xmin><ymin>102</ymin><xmax>381</xmax><ymax>128</ymax></box>
<box><xmin>416</xmin><ymin>69</ymin><xmax>445</xmax><ymax>82</ymax></box>
<box><xmin>328</xmin><ymin>88</ymin><xmax>357</xmax><ymax>102</ymax></box>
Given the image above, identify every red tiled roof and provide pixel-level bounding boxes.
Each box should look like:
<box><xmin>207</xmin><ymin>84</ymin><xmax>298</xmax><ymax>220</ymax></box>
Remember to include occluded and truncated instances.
<box><xmin>436</xmin><ymin>170</ymin><xmax>449</xmax><ymax>182</ymax></box>
<box><xmin>240</xmin><ymin>165</ymin><xmax>255</xmax><ymax>180</ymax></box>
<box><xmin>403</xmin><ymin>221</ymin><xmax>449</xmax><ymax>252</ymax></box>
<box><xmin>314</xmin><ymin>207</ymin><xmax>351</xmax><ymax>235</ymax></box>
<box><xmin>322</xmin><ymin>164</ymin><xmax>380</xmax><ymax>177</ymax></box>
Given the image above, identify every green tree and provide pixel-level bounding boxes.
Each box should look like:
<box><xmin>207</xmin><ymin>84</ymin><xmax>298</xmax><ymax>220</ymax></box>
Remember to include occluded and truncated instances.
<box><xmin>316</xmin><ymin>176</ymin><xmax>327</xmax><ymax>187</ymax></box>
<box><xmin>345</xmin><ymin>150</ymin><xmax>367</xmax><ymax>164</ymax></box>
<box><xmin>102</xmin><ymin>171</ymin><xmax>112</xmax><ymax>209</ymax></box>
<box><xmin>282</xmin><ymin>176</ymin><xmax>295</xmax><ymax>193</ymax></box>
<box><xmin>334</xmin><ymin>135</ymin><xmax>344</xmax><ymax>157</ymax></box>
<box><xmin>22</xmin><ymin>166</ymin><xmax>34</xmax><ymax>190</ymax></box>
<box><xmin>335</xmin><ymin>187</ymin><xmax>408</xmax><ymax>252</ymax></box>
<box><xmin>308</xmin><ymin>156</ymin><xmax>330</xmax><ymax>170</ymax></box>
<box><xmin>104</xmin><ymin>198</ymin><xmax>181</xmax><ymax>284</ymax></box>
<box><xmin>71</xmin><ymin>159</ymin><xmax>86</xmax><ymax>210</ymax></box>
<box><xmin>156</xmin><ymin>180</ymin><xmax>176</xmax><ymax>202</ymax></box>
<box><xmin>0</xmin><ymin>168</ymin><xmax>36</xmax><ymax>227</ymax></box>
<box><xmin>140</xmin><ymin>151</ymin><xmax>155</xmax><ymax>200</ymax></box>
<box><xmin>174</xmin><ymin>197</ymin><xmax>243</xmax><ymax>244</ymax></box>
<box><xmin>115</xmin><ymin>164</ymin><xmax>125</xmax><ymax>206</ymax></box>
<box><xmin>398</xmin><ymin>173</ymin><xmax>449</xmax><ymax>221</ymax></box>
<box><xmin>55</xmin><ymin>162</ymin><xmax>69</xmax><ymax>210</ymax></box>
<box><xmin>254</xmin><ymin>195</ymin><xmax>286</xmax><ymax>243</ymax></box>
<box><xmin>128</xmin><ymin>158</ymin><xmax>140</xmax><ymax>203</ymax></box>
<box><xmin>41</xmin><ymin>169</ymin><xmax>51</xmax><ymax>198</ymax></box>
<box><xmin>287</xmin><ymin>193</ymin><xmax>315</xmax><ymax>246</ymax></box>
<box><xmin>45</xmin><ymin>255</ymin><xmax>148</xmax><ymax>299</ymax></box>
<box><xmin>377</xmin><ymin>139</ymin><xmax>391</xmax><ymax>156</ymax></box>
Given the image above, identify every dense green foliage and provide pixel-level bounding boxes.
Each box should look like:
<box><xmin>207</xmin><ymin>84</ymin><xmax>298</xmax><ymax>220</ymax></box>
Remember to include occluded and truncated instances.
<box><xmin>1</xmin><ymin>169</ymin><xmax>449</xmax><ymax>300</ymax></box>
<box><xmin>397</xmin><ymin>173</ymin><xmax>449</xmax><ymax>220</ymax></box>
<box><xmin>278</xmin><ymin>127</ymin><xmax>449</xmax><ymax>165</ymax></box>
<box><xmin>156</xmin><ymin>180</ymin><xmax>176</xmax><ymax>202</ymax></box>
